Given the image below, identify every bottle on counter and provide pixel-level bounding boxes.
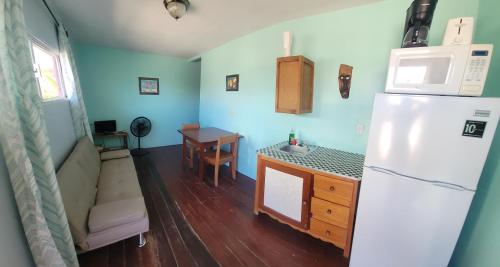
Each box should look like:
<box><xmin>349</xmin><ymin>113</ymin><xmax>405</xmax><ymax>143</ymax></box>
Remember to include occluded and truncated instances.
<box><xmin>295</xmin><ymin>130</ymin><xmax>301</xmax><ymax>145</ymax></box>
<box><xmin>289</xmin><ymin>128</ymin><xmax>295</xmax><ymax>145</ymax></box>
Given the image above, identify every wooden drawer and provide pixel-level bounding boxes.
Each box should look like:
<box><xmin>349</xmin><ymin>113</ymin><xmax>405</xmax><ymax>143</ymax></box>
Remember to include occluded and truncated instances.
<box><xmin>310</xmin><ymin>218</ymin><xmax>347</xmax><ymax>248</ymax></box>
<box><xmin>311</xmin><ymin>197</ymin><xmax>350</xmax><ymax>228</ymax></box>
<box><xmin>314</xmin><ymin>174</ymin><xmax>354</xmax><ymax>206</ymax></box>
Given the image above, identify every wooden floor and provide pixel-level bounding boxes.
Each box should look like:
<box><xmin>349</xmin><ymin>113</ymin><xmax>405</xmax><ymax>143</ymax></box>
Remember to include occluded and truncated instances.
<box><xmin>79</xmin><ymin>145</ymin><xmax>349</xmax><ymax>267</ymax></box>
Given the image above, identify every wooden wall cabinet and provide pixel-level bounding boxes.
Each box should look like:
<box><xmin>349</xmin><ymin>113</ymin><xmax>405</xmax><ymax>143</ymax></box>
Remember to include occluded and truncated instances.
<box><xmin>254</xmin><ymin>155</ymin><xmax>360</xmax><ymax>258</ymax></box>
<box><xmin>275</xmin><ymin>56</ymin><xmax>314</xmax><ymax>114</ymax></box>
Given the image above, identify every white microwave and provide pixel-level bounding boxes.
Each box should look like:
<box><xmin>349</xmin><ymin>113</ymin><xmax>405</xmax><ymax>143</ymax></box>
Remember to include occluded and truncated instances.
<box><xmin>385</xmin><ymin>44</ymin><xmax>493</xmax><ymax>96</ymax></box>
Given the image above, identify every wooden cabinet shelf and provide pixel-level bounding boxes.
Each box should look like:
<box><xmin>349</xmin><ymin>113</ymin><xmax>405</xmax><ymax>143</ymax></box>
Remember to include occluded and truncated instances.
<box><xmin>275</xmin><ymin>56</ymin><xmax>314</xmax><ymax>114</ymax></box>
<box><xmin>254</xmin><ymin>154</ymin><xmax>360</xmax><ymax>258</ymax></box>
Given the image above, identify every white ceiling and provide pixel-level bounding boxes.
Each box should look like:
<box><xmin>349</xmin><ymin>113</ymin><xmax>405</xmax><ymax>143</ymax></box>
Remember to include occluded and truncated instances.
<box><xmin>48</xmin><ymin>0</ymin><xmax>381</xmax><ymax>59</ymax></box>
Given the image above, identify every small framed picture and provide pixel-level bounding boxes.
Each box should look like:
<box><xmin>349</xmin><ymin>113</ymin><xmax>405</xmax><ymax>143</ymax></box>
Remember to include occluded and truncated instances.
<box><xmin>226</xmin><ymin>74</ymin><xmax>239</xmax><ymax>91</ymax></box>
<box><xmin>139</xmin><ymin>77</ymin><xmax>159</xmax><ymax>95</ymax></box>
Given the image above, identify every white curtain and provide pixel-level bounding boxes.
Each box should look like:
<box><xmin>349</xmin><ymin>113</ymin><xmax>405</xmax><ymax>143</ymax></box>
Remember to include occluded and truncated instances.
<box><xmin>0</xmin><ymin>0</ymin><xmax>79</xmax><ymax>266</ymax></box>
<box><xmin>57</xmin><ymin>25</ymin><xmax>93</xmax><ymax>142</ymax></box>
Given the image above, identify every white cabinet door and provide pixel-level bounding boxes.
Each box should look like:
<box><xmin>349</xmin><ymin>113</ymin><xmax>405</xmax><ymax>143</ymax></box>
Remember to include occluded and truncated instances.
<box><xmin>258</xmin><ymin>160</ymin><xmax>312</xmax><ymax>229</ymax></box>
<box><xmin>264</xmin><ymin>167</ymin><xmax>304</xmax><ymax>222</ymax></box>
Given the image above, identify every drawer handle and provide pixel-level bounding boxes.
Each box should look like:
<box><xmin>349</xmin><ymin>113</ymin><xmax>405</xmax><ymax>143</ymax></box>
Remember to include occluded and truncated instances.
<box><xmin>327</xmin><ymin>209</ymin><xmax>332</xmax><ymax>214</ymax></box>
<box><xmin>329</xmin><ymin>186</ymin><xmax>335</xmax><ymax>191</ymax></box>
<box><xmin>325</xmin><ymin>230</ymin><xmax>331</xmax><ymax>236</ymax></box>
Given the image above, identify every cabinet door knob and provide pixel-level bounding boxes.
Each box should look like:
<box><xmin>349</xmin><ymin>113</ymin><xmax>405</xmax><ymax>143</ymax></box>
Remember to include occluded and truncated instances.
<box><xmin>327</xmin><ymin>209</ymin><xmax>332</xmax><ymax>214</ymax></box>
<box><xmin>329</xmin><ymin>186</ymin><xmax>335</xmax><ymax>191</ymax></box>
<box><xmin>326</xmin><ymin>230</ymin><xmax>331</xmax><ymax>236</ymax></box>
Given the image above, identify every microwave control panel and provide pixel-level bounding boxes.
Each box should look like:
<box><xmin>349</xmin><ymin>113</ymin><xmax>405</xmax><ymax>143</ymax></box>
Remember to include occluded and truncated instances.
<box><xmin>460</xmin><ymin>44</ymin><xmax>494</xmax><ymax>96</ymax></box>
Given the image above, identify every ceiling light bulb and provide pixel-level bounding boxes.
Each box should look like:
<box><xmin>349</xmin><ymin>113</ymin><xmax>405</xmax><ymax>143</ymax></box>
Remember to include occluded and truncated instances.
<box><xmin>167</xmin><ymin>2</ymin><xmax>186</xmax><ymax>20</ymax></box>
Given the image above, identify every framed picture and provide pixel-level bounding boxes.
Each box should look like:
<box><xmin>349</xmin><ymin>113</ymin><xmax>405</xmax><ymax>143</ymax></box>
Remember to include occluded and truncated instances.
<box><xmin>139</xmin><ymin>77</ymin><xmax>159</xmax><ymax>95</ymax></box>
<box><xmin>226</xmin><ymin>74</ymin><xmax>239</xmax><ymax>91</ymax></box>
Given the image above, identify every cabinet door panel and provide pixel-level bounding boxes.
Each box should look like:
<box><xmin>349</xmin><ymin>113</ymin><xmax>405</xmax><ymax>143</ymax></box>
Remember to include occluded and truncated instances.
<box><xmin>276</xmin><ymin>61</ymin><xmax>300</xmax><ymax>112</ymax></box>
<box><xmin>258</xmin><ymin>160</ymin><xmax>312</xmax><ymax>229</ymax></box>
<box><xmin>275</xmin><ymin>56</ymin><xmax>314</xmax><ymax>114</ymax></box>
<box><xmin>264</xmin><ymin>167</ymin><xmax>304</xmax><ymax>222</ymax></box>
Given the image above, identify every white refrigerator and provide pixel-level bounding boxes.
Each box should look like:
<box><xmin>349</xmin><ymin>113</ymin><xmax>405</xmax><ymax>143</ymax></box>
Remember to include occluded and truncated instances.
<box><xmin>350</xmin><ymin>93</ymin><xmax>500</xmax><ymax>267</ymax></box>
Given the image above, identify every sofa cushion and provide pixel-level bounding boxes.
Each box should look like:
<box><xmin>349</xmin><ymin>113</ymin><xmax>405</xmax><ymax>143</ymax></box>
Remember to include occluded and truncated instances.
<box><xmin>56</xmin><ymin>154</ymin><xmax>97</xmax><ymax>250</ymax></box>
<box><xmin>72</xmin><ymin>136</ymin><xmax>101</xmax><ymax>186</ymax></box>
<box><xmin>96</xmin><ymin>157</ymin><xmax>142</xmax><ymax>204</ymax></box>
<box><xmin>100</xmin><ymin>149</ymin><xmax>130</xmax><ymax>161</ymax></box>
<box><xmin>88</xmin><ymin>197</ymin><xmax>147</xmax><ymax>233</ymax></box>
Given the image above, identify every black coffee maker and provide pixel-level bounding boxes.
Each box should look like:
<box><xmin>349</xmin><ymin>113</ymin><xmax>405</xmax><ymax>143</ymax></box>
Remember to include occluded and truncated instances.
<box><xmin>401</xmin><ymin>0</ymin><xmax>438</xmax><ymax>48</ymax></box>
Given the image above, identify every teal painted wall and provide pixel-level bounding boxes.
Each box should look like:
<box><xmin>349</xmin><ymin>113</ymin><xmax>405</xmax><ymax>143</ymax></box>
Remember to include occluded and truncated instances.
<box><xmin>199</xmin><ymin>0</ymin><xmax>480</xmax><ymax>178</ymax></box>
<box><xmin>73</xmin><ymin>43</ymin><xmax>201</xmax><ymax>149</ymax></box>
<box><xmin>451</xmin><ymin>0</ymin><xmax>500</xmax><ymax>265</ymax></box>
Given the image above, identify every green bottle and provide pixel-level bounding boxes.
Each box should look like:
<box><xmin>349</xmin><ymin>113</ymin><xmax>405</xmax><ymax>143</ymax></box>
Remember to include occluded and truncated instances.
<box><xmin>288</xmin><ymin>129</ymin><xmax>295</xmax><ymax>145</ymax></box>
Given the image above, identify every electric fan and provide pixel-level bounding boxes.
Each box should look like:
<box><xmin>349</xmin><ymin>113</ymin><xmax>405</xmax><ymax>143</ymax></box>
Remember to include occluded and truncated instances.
<box><xmin>130</xmin><ymin>116</ymin><xmax>152</xmax><ymax>156</ymax></box>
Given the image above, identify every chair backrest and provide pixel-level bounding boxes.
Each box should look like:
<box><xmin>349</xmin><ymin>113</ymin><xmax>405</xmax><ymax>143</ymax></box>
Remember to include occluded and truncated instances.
<box><xmin>215</xmin><ymin>133</ymin><xmax>239</xmax><ymax>161</ymax></box>
<box><xmin>182</xmin><ymin>122</ymin><xmax>200</xmax><ymax>131</ymax></box>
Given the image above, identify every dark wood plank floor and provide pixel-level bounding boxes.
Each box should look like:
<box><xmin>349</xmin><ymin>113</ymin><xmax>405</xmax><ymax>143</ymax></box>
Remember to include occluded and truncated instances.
<box><xmin>78</xmin><ymin>145</ymin><xmax>349</xmax><ymax>267</ymax></box>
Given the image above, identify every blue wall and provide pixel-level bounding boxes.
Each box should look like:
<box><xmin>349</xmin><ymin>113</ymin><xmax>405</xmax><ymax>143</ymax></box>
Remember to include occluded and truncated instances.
<box><xmin>199</xmin><ymin>0</ymin><xmax>480</xmax><ymax>179</ymax></box>
<box><xmin>73</xmin><ymin>43</ymin><xmax>201</xmax><ymax>149</ymax></box>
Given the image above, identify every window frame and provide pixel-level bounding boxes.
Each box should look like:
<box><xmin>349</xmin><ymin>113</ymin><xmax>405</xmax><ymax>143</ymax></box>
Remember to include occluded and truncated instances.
<box><xmin>29</xmin><ymin>36</ymin><xmax>66</xmax><ymax>101</ymax></box>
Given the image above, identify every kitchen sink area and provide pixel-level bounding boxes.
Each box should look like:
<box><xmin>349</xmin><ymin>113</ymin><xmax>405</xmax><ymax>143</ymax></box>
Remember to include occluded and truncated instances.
<box><xmin>258</xmin><ymin>141</ymin><xmax>365</xmax><ymax>180</ymax></box>
<box><xmin>277</xmin><ymin>144</ymin><xmax>318</xmax><ymax>156</ymax></box>
<box><xmin>256</xmin><ymin>141</ymin><xmax>365</xmax><ymax>257</ymax></box>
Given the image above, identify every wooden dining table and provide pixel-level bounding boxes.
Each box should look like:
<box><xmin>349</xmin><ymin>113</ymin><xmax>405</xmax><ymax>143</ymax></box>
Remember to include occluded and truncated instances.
<box><xmin>177</xmin><ymin>127</ymin><xmax>241</xmax><ymax>179</ymax></box>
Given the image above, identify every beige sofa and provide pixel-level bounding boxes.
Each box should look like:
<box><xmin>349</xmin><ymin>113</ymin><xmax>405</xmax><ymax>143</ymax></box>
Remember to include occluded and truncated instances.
<box><xmin>56</xmin><ymin>137</ymin><xmax>149</xmax><ymax>252</ymax></box>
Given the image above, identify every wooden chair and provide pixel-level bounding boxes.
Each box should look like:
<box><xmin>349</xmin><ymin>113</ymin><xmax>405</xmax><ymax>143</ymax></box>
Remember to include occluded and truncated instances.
<box><xmin>182</xmin><ymin>122</ymin><xmax>200</xmax><ymax>168</ymax></box>
<box><xmin>202</xmin><ymin>134</ymin><xmax>239</xmax><ymax>187</ymax></box>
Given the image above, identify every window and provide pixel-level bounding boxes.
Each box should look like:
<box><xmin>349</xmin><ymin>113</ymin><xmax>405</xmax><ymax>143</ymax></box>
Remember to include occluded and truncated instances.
<box><xmin>30</xmin><ymin>41</ymin><xmax>65</xmax><ymax>100</ymax></box>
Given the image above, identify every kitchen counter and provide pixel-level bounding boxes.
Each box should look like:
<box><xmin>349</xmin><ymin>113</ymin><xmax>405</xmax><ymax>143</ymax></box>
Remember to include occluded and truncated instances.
<box><xmin>257</xmin><ymin>142</ymin><xmax>365</xmax><ymax>180</ymax></box>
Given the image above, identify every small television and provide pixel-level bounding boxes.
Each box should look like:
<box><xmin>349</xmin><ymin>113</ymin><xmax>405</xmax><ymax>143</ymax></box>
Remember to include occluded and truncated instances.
<box><xmin>94</xmin><ymin>120</ymin><xmax>117</xmax><ymax>134</ymax></box>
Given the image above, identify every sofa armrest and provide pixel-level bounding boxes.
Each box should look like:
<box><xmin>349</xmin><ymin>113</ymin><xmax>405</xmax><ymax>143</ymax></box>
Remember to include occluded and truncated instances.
<box><xmin>88</xmin><ymin>197</ymin><xmax>147</xmax><ymax>233</ymax></box>
<box><xmin>100</xmin><ymin>149</ymin><xmax>130</xmax><ymax>161</ymax></box>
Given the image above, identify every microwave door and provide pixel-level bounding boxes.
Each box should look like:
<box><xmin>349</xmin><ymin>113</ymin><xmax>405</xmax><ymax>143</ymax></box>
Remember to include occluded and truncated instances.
<box><xmin>385</xmin><ymin>46</ymin><xmax>469</xmax><ymax>95</ymax></box>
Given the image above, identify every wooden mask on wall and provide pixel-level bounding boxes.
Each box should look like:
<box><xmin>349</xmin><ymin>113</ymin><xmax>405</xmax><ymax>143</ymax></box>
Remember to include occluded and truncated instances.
<box><xmin>338</xmin><ymin>64</ymin><xmax>353</xmax><ymax>99</ymax></box>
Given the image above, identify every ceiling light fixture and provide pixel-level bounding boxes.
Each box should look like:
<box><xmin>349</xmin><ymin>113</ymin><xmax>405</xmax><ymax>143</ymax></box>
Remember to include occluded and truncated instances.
<box><xmin>163</xmin><ymin>0</ymin><xmax>190</xmax><ymax>20</ymax></box>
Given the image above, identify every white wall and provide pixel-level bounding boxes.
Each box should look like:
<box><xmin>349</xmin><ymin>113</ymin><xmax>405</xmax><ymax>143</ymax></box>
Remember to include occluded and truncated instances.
<box><xmin>0</xmin><ymin>0</ymin><xmax>77</xmax><ymax>265</ymax></box>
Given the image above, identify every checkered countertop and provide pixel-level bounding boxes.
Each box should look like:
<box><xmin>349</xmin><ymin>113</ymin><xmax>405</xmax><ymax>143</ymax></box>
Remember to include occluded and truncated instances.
<box><xmin>257</xmin><ymin>142</ymin><xmax>365</xmax><ymax>180</ymax></box>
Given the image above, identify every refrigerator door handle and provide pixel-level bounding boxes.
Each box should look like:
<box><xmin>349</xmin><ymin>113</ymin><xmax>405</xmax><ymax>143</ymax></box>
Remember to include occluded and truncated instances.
<box><xmin>365</xmin><ymin>165</ymin><xmax>474</xmax><ymax>192</ymax></box>
<box><xmin>365</xmin><ymin>166</ymin><xmax>396</xmax><ymax>176</ymax></box>
<box><xmin>431</xmin><ymin>182</ymin><xmax>467</xmax><ymax>191</ymax></box>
